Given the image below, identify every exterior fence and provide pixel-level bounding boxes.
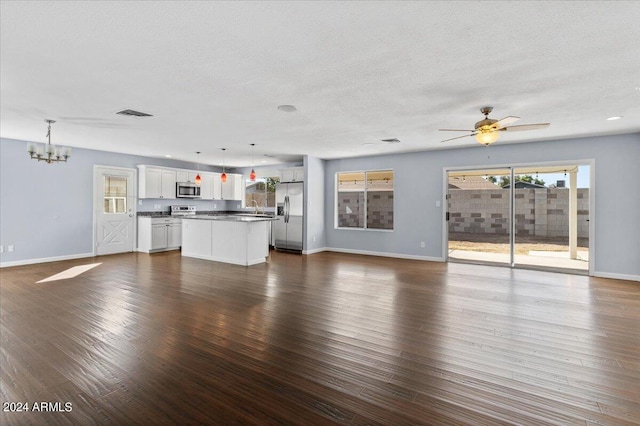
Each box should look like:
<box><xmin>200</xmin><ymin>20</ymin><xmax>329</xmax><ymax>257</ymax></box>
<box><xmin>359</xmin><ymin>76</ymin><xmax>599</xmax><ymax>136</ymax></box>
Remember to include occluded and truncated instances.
<box><xmin>448</xmin><ymin>188</ymin><xmax>589</xmax><ymax>238</ymax></box>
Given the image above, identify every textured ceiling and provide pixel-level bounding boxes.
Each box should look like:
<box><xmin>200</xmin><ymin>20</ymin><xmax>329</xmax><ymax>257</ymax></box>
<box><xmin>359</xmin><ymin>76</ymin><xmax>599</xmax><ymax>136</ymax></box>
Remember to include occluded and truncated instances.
<box><xmin>1</xmin><ymin>1</ymin><xmax>639</xmax><ymax>167</ymax></box>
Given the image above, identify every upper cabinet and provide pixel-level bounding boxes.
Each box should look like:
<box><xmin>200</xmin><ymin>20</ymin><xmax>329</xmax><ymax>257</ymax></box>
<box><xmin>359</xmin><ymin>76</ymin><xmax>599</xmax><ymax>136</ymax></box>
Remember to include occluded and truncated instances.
<box><xmin>199</xmin><ymin>173</ymin><xmax>214</xmax><ymax>199</ymax></box>
<box><xmin>212</xmin><ymin>172</ymin><xmax>222</xmax><ymax>200</ymax></box>
<box><xmin>176</xmin><ymin>170</ymin><xmax>199</xmax><ymax>183</ymax></box>
<box><xmin>138</xmin><ymin>165</ymin><xmax>241</xmax><ymax>201</ymax></box>
<box><xmin>139</xmin><ymin>166</ymin><xmax>176</xmax><ymax>199</ymax></box>
<box><xmin>221</xmin><ymin>174</ymin><xmax>244</xmax><ymax>201</ymax></box>
<box><xmin>279</xmin><ymin>167</ymin><xmax>304</xmax><ymax>183</ymax></box>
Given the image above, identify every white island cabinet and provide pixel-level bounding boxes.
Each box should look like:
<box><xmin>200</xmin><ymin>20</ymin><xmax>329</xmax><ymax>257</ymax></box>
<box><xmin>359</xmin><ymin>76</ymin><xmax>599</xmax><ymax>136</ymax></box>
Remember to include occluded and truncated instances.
<box><xmin>182</xmin><ymin>216</ymin><xmax>273</xmax><ymax>266</ymax></box>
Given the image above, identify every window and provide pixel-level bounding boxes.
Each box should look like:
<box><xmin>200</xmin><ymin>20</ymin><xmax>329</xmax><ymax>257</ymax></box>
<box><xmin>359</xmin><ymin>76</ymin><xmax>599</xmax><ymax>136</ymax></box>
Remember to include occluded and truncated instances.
<box><xmin>103</xmin><ymin>175</ymin><xmax>127</xmax><ymax>213</ymax></box>
<box><xmin>245</xmin><ymin>177</ymin><xmax>279</xmax><ymax>209</ymax></box>
<box><xmin>336</xmin><ymin>170</ymin><xmax>393</xmax><ymax>230</ymax></box>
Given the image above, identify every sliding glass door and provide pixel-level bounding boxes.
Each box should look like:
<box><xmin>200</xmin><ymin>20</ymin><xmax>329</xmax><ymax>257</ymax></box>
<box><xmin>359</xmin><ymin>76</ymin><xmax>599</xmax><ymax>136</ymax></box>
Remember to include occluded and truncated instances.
<box><xmin>512</xmin><ymin>166</ymin><xmax>590</xmax><ymax>272</ymax></box>
<box><xmin>447</xmin><ymin>168</ymin><xmax>512</xmax><ymax>266</ymax></box>
<box><xmin>447</xmin><ymin>164</ymin><xmax>590</xmax><ymax>273</ymax></box>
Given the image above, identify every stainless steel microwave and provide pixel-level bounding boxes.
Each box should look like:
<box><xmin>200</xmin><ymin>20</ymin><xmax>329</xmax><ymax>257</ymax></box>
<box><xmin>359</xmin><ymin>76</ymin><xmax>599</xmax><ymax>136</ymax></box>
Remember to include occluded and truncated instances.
<box><xmin>176</xmin><ymin>182</ymin><xmax>201</xmax><ymax>198</ymax></box>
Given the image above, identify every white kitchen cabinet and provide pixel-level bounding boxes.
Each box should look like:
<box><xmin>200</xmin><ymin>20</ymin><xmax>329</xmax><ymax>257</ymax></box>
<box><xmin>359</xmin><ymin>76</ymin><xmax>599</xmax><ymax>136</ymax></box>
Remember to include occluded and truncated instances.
<box><xmin>167</xmin><ymin>222</ymin><xmax>182</xmax><ymax>248</ymax></box>
<box><xmin>212</xmin><ymin>172</ymin><xmax>222</xmax><ymax>199</ymax></box>
<box><xmin>279</xmin><ymin>167</ymin><xmax>304</xmax><ymax>183</ymax></box>
<box><xmin>138</xmin><ymin>217</ymin><xmax>182</xmax><ymax>252</ymax></box>
<box><xmin>200</xmin><ymin>173</ymin><xmax>214</xmax><ymax>199</ymax></box>
<box><xmin>138</xmin><ymin>166</ymin><xmax>177</xmax><ymax>199</ymax></box>
<box><xmin>221</xmin><ymin>173</ymin><xmax>244</xmax><ymax>201</ymax></box>
<box><xmin>176</xmin><ymin>170</ymin><xmax>199</xmax><ymax>183</ymax></box>
<box><xmin>151</xmin><ymin>224</ymin><xmax>168</xmax><ymax>250</ymax></box>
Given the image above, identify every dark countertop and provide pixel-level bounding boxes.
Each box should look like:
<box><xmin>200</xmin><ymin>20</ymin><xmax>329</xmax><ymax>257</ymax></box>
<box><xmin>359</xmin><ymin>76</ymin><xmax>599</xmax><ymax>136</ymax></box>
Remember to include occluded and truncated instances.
<box><xmin>183</xmin><ymin>215</ymin><xmax>276</xmax><ymax>222</ymax></box>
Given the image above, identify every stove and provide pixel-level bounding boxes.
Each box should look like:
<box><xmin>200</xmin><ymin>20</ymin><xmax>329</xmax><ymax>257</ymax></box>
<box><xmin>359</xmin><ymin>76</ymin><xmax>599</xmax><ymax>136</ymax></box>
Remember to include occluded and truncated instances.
<box><xmin>171</xmin><ymin>205</ymin><xmax>196</xmax><ymax>216</ymax></box>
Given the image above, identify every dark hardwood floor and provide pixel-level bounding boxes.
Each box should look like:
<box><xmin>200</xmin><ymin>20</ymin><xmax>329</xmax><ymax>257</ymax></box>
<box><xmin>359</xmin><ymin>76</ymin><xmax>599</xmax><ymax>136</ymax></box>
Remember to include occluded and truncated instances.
<box><xmin>1</xmin><ymin>250</ymin><xmax>639</xmax><ymax>425</ymax></box>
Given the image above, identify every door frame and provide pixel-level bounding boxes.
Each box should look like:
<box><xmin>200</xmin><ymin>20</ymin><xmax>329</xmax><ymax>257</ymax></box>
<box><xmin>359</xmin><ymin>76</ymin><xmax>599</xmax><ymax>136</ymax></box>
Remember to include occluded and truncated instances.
<box><xmin>93</xmin><ymin>165</ymin><xmax>138</xmax><ymax>256</ymax></box>
<box><xmin>442</xmin><ymin>158</ymin><xmax>595</xmax><ymax>276</ymax></box>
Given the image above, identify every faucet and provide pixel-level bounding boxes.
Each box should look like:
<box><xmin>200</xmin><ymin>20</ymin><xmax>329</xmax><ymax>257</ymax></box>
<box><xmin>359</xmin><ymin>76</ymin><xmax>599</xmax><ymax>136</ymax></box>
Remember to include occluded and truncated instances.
<box><xmin>251</xmin><ymin>200</ymin><xmax>261</xmax><ymax>214</ymax></box>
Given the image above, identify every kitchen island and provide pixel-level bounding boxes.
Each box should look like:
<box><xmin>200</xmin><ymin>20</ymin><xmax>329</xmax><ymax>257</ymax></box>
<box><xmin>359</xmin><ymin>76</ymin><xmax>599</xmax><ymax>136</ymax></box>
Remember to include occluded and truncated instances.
<box><xmin>181</xmin><ymin>215</ymin><xmax>275</xmax><ymax>266</ymax></box>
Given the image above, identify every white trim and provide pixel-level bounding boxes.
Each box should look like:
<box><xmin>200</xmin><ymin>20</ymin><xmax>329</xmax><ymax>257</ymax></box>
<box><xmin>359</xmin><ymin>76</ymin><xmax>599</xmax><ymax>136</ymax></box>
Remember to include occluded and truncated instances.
<box><xmin>1</xmin><ymin>252</ymin><xmax>95</xmax><ymax>268</ymax></box>
<box><xmin>325</xmin><ymin>247</ymin><xmax>444</xmax><ymax>262</ymax></box>
<box><xmin>443</xmin><ymin>159</ymin><xmax>596</xmax><ymax>275</ymax></box>
<box><xmin>442</xmin><ymin>168</ymin><xmax>449</xmax><ymax>262</ymax></box>
<box><xmin>302</xmin><ymin>247</ymin><xmax>327</xmax><ymax>255</ymax></box>
<box><xmin>592</xmin><ymin>271</ymin><xmax>640</xmax><ymax>282</ymax></box>
<box><xmin>588</xmin><ymin>159</ymin><xmax>595</xmax><ymax>277</ymax></box>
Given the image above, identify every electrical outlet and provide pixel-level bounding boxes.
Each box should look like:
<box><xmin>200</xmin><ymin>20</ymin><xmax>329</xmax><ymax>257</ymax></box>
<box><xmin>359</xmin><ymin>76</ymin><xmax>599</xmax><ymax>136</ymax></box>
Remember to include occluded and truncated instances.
<box><xmin>0</xmin><ymin>246</ymin><xmax>4</xmax><ymax>253</ymax></box>
<box><xmin>237</xmin><ymin>204</ymin><xmax>241</xmax><ymax>209</ymax></box>
<box><xmin>435</xmin><ymin>200</ymin><xmax>441</xmax><ymax>207</ymax></box>
<box><xmin>139</xmin><ymin>200</ymin><xmax>143</xmax><ymax>205</ymax></box>
<box><xmin>214</xmin><ymin>204</ymin><xmax>217</xmax><ymax>209</ymax></box>
<box><xmin>8</xmin><ymin>245</ymin><xmax>15</xmax><ymax>252</ymax></box>
<box><xmin>420</xmin><ymin>241</ymin><xmax>425</xmax><ymax>248</ymax></box>
<box><xmin>313</xmin><ymin>236</ymin><xmax>316</xmax><ymax>242</ymax></box>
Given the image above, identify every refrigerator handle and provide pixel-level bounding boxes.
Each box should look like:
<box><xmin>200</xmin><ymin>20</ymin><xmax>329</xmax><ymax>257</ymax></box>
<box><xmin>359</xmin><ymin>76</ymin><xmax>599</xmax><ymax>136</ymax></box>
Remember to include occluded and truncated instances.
<box><xmin>285</xmin><ymin>195</ymin><xmax>289</xmax><ymax>223</ymax></box>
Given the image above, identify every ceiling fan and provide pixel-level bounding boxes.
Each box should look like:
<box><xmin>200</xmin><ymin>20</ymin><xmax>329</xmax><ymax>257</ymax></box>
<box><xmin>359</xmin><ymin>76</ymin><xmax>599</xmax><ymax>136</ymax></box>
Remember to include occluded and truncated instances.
<box><xmin>439</xmin><ymin>107</ymin><xmax>550</xmax><ymax>145</ymax></box>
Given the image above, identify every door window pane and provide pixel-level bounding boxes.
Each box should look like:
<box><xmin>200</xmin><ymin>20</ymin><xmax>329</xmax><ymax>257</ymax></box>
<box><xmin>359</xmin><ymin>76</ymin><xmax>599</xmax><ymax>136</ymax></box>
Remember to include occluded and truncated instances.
<box><xmin>104</xmin><ymin>176</ymin><xmax>127</xmax><ymax>213</ymax></box>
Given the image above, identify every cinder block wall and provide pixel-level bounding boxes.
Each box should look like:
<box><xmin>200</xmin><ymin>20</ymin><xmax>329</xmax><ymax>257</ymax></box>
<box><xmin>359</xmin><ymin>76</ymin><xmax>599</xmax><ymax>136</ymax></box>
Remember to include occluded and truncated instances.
<box><xmin>448</xmin><ymin>188</ymin><xmax>589</xmax><ymax>238</ymax></box>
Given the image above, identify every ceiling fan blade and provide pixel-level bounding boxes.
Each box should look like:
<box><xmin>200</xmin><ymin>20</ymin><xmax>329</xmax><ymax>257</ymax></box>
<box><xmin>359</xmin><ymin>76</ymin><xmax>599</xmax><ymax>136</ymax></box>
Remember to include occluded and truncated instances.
<box><xmin>491</xmin><ymin>116</ymin><xmax>520</xmax><ymax>129</ymax></box>
<box><xmin>441</xmin><ymin>133</ymin><xmax>475</xmax><ymax>143</ymax></box>
<box><xmin>502</xmin><ymin>123</ymin><xmax>550</xmax><ymax>132</ymax></box>
<box><xmin>438</xmin><ymin>128</ymin><xmax>475</xmax><ymax>132</ymax></box>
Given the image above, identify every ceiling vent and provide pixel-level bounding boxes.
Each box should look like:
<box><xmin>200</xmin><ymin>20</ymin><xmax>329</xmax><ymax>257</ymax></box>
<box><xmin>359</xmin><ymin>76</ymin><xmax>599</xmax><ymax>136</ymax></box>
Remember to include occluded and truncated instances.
<box><xmin>381</xmin><ymin>138</ymin><xmax>401</xmax><ymax>144</ymax></box>
<box><xmin>116</xmin><ymin>109</ymin><xmax>153</xmax><ymax>118</ymax></box>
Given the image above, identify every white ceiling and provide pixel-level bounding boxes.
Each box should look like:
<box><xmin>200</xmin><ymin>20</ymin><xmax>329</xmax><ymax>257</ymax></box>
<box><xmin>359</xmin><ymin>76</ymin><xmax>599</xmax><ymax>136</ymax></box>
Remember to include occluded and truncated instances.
<box><xmin>1</xmin><ymin>1</ymin><xmax>639</xmax><ymax>167</ymax></box>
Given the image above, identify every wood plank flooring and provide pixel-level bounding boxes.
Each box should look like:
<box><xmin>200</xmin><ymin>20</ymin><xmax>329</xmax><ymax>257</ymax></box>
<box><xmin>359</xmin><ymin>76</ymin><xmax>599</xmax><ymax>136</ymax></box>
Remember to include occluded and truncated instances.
<box><xmin>1</xmin><ymin>251</ymin><xmax>638</xmax><ymax>425</ymax></box>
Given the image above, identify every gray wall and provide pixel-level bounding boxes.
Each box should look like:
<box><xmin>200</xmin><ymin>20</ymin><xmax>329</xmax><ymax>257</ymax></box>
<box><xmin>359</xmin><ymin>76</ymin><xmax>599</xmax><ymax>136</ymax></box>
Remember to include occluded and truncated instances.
<box><xmin>304</xmin><ymin>155</ymin><xmax>326</xmax><ymax>252</ymax></box>
<box><xmin>323</xmin><ymin>133</ymin><xmax>640</xmax><ymax>278</ymax></box>
<box><xmin>0</xmin><ymin>138</ymin><xmax>227</xmax><ymax>264</ymax></box>
<box><xmin>3</xmin><ymin>133</ymin><xmax>639</xmax><ymax>279</ymax></box>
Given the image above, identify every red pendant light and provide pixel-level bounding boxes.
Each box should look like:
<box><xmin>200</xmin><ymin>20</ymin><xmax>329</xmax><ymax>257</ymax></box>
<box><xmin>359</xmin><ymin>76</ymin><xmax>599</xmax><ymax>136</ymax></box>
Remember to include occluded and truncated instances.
<box><xmin>249</xmin><ymin>143</ymin><xmax>256</xmax><ymax>181</ymax></box>
<box><xmin>194</xmin><ymin>151</ymin><xmax>201</xmax><ymax>185</ymax></box>
<box><xmin>220</xmin><ymin>148</ymin><xmax>227</xmax><ymax>183</ymax></box>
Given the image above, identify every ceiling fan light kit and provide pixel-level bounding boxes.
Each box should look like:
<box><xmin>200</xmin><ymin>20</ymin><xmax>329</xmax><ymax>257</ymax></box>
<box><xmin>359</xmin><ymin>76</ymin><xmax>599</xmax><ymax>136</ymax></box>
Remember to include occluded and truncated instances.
<box><xmin>475</xmin><ymin>130</ymin><xmax>500</xmax><ymax>146</ymax></box>
<box><xmin>439</xmin><ymin>106</ymin><xmax>549</xmax><ymax>145</ymax></box>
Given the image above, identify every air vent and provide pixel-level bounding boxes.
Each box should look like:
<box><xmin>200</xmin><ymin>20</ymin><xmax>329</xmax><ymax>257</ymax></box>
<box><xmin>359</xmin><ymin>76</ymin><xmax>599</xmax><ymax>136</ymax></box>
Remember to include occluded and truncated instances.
<box><xmin>116</xmin><ymin>109</ymin><xmax>153</xmax><ymax>117</ymax></box>
<box><xmin>381</xmin><ymin>138</ymin><xmax>401</xmax><ymax>144</ymax></box>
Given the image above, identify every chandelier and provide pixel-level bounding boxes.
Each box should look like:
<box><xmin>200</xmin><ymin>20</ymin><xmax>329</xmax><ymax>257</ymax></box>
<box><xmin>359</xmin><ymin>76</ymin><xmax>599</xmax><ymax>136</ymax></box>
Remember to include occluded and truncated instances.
<box><xmin>27</xmin><ymin>119</ymin><xmax>71</xmax><ymax>163</ymax></box>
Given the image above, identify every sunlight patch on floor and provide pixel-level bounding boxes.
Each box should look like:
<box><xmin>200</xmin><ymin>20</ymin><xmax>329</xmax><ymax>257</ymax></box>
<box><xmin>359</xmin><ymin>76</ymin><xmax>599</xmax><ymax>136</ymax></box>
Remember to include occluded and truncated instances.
<box><xmin>37</xmin><ymin>263</ymin><xmax>102</xmax><ymax>283</ymax></box>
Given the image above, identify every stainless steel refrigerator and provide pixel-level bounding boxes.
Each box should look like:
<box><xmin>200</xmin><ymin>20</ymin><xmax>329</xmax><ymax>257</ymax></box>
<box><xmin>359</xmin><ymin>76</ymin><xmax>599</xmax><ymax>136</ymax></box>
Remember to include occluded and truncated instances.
<box><xmin>274</xmin><ymin>181</ymin><xmax>303</xmax><ymax>252</ymax></box>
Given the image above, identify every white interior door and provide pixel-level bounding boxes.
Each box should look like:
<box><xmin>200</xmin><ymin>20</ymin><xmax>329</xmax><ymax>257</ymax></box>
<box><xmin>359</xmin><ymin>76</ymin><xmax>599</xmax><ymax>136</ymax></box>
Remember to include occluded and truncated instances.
<box><xmin>95</xmin><ymin>166</ymin><xmax>136</xmax><ymax>255</ymax></box>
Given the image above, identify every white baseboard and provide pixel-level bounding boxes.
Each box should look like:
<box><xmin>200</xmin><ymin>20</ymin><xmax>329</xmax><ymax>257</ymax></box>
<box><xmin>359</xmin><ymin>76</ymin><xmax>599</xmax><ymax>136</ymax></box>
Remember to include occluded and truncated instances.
<box><xmin>592</xmin><ymin>271</ymin><xmax>640</xmax><ymax>282</ymax></box>
<box><xmin>324</xmin><ymin>247</ymin><xmax>445</xmax><ymax>262</ymax></box>
<box><xmin>0</xmin><ymin>252</ymin><xmax>96</xmax><ymax>268</ymax></box>
<box><xmin>302</xmin><ymin>247</ymin><xmax>328</xmax><ymax>255</ymax></box>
